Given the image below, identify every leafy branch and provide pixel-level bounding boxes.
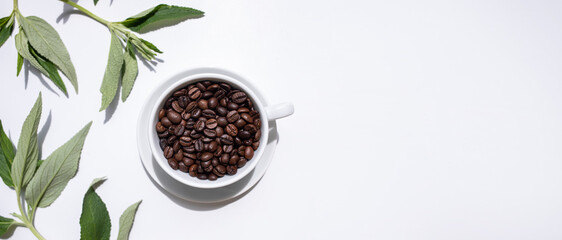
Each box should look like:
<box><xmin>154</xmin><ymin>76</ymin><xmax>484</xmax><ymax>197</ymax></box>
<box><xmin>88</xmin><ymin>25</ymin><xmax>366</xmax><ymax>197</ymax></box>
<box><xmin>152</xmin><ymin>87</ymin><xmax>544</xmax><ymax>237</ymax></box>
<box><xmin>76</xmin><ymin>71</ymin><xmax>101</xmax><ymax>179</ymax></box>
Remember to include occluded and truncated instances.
<box><xmin>0</xmin><ymin>94</ymin><xmax>141</xmax><ymax>240</ymax></box>
<box><xmin>0</xmin><ymin>0</ymin><xmax>204</xmax><ymax>111</ymax></box>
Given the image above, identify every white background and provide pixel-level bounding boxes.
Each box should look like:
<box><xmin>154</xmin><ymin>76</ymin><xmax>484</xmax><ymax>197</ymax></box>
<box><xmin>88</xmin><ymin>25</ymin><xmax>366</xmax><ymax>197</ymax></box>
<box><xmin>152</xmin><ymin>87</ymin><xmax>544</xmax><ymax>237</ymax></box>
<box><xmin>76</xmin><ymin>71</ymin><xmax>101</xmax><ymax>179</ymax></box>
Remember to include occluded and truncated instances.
<box><xmin>1</xmin><ymin>0</ymin><xmax>562</xmax><ymax>239</ymax></box>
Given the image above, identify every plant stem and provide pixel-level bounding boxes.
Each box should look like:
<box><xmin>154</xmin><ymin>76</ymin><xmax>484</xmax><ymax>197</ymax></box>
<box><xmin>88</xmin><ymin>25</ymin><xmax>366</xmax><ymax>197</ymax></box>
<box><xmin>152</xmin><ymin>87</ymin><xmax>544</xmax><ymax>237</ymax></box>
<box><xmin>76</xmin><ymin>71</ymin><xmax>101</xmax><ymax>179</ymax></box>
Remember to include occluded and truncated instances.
<box><xmin>16</xmin><ymin>189</ymin><xmax>47</xmax><ymax>240</ymax></box>
<box><xmin>59</xmin><ymin>0</ymin><xmax>111</xmax><ymax>26</ymax></box>
<box><xmin>12</xmin><ymin>0</ymin><xmax>18</xmax><ymax>12</ymax></box>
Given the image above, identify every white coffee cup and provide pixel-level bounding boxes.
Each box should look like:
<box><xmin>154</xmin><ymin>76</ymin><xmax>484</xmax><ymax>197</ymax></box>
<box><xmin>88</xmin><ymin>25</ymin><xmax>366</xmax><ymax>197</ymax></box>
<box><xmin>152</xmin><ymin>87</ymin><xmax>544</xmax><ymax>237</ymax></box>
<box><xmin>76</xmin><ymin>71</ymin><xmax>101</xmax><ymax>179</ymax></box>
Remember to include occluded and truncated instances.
<box><xmin>148</xmin><ymin>68</ymin><xmax>294</xmax><ymax>189</ymax></box>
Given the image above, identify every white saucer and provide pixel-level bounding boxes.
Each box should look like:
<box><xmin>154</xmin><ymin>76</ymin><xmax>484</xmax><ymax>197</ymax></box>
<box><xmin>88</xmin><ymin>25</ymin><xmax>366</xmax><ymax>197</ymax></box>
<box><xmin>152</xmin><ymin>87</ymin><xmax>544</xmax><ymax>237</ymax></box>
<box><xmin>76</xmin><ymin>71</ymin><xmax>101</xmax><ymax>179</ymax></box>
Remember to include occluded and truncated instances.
<box><xmin>136</xmin><ymin>68</ymin><xmax>279</xmax><ymax>203</ymax></box>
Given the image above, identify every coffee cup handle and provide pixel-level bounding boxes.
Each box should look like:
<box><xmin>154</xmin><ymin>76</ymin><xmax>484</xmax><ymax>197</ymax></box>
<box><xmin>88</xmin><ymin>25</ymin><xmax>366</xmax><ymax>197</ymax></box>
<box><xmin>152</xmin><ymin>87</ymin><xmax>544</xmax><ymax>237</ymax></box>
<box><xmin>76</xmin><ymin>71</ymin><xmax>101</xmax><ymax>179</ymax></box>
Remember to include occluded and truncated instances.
<box><xmin>266</xmin><ymin>103</ymin><xmax>294</xmax><ymax>121</ymax></box>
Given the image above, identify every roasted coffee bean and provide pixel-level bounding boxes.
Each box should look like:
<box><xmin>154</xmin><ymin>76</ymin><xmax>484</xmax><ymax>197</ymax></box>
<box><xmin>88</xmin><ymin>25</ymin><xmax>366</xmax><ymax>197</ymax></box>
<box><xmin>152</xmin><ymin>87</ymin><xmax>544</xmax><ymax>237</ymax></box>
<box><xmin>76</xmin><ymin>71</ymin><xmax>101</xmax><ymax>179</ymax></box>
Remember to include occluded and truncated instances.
<box><xmin>214</xmin><ymin>89</ymin><xmax>226</xmax><ymax>99</ymax></box>
<box><xmin>204</xmin><ymin>165</ymin><xmax>213</xmax><ymax>173</ymax></box>
<box><xmin>202</xmin><ymin>80</ymin><xmax>212</xmax><ymax>87</ymax></box>
<box><xmin>226</xmin><ymin>124</ymin><xmax>238</xmax><ymax>137</ymax></box>
<box><xmin>181</xmin><ymin>112</ymin><xmax>191</xmax><ymax>121</ymax></box>
<box><xmin>179</xmin><ymin>162</ymin><xmax>188</xmax><ymax>173</ymax></box>
<box><xmin>186</xmin><ymin>101</ymin><xmax>198</xmax><ymax>113</ymax></box>
<box><xmin>156</xmin><ymin>122</ymin><xmax>166</xmax><ymax>132</ymax></box>
<box><xmin>186</xmin><ymin>119</ymin><xmax>196</xmax><ymax>129</ymax></box>
<box><xmin>226</xmin><ymin>166</ymin><xmax>237</xmax><ymax>175</ymax></box>
<box><xmin>244</xmin><ymin>139</ymin><xmax>253</xmax><ymax>146</ymax></box>
<box><xmin>220</xmin><ymin>98</ymin><xmax>228</xmax><ymax>107</ymax></box>
<box><xmin>194</xmin><ymin>119</ymin><xmax>205</xmax><ymax>132</ymax></box>
<box><xmin>207</xmin><ymin>84</ymin><xmax>220</xmax><ymax>91</ymax></box>
<box><xmin>208</xmin><ymin>97</ymin><xmax>218</xmax><ymax>109</ymax></box>
<box><xmin>188</xmin><ymin>87</ymin><xmax>201</xmax><ymax>100</ymax></box>
<box><xmin>211</xmin><ymin>158</ymin><xmax>219</xmax><ymax>167</ymax></box>
<box><xmin>208</xmin><ymin>141</ymin><xmax>219</xmax><ymax>152</ymax></box>
<box><xmin>189</xmin><ymin>165</ymin><xmax>197</xmax><ymax>177</ymax></box>
<box><xmin>161</xmin><ymin>117</ymin><xmax>172</xmax><ymax>127</ymax></box>
<box><xmin>202</xmin><ymin>109</ymin><xmax>216</xmax><ymax>119</ymax></box>
<box><xmin>220</xmin><ymin>134</ymin><xmax>234</xmax><ymax>145</ymax></box>
<box><xmin>190</xmin><ymin>130</ymin><xmax>202</xmax><ymax>139</ymax></box>
<box><xmin>213</xmin><ymin>168</ymin><xmax>224</xmax><ymax>178</ymax></box>
<box><xmin>183</xmin><ymin>145</ymin><xmax>196</xmax><ymax>153</ymax></box>
<box><xmin>217</xmin><ymin>117</ymin><xmax>228</xmax><ymax>127</ymax></box>
<box><xmin>202</xmin><ymin>137</ymin><xmax>214</xmax><ymax>143</ymax></box>
<box><xmin>167</xmin><ymin>111</ymin><xmax>182</xmax><ymax>124</ymax></box>
<box><xmin>206</xmin><ymin>119</ymin><xmax>218</xmax><ymax>129</ymax></box>
<box><xmin>179</xmin><ymin>136</ymin><xmax>193</xmax><ymax>146</ymax></box>
<box><xmin>158</xmin><ymin>130</ymin><xmax>169</xmax><ymax>138</ymax></box>
<box><xmin>219</xmin><ymin>82</ymin><xmax>231</xmax><ymax>92</ymax></box>
<box><xmin>244</xmin><ymin>124</ymin><xmax>258</xmax><ymax>134</ymax></box>
<box><xmin>226</xmin><ymin>111</ymin><xmax>240</xmax><ymax>123</ymax></box>
<box><xmin>245</xmin><ymin>147</ymin><xmax>254</xmax><ymax>159</ymax></box>
<box><xmin>159</xmin><ymin>139</ymin><xmax>167</xmax><ymax>150</ymax></box>
<box><xmin>194</xmin><ymin>139</ymin><xmax>204</xmax><ymax>152</ymax></box>
<box><xmin>168</xmin><ymin>159</ymin><xmax>179</xmax><ymax>170</ymax></box>
<box><xmin>185</xmin><ymin>152</ymin><xmax>198</xmax><ymax>160</ymax></box>
<box><xmin>159</xmin><ymin>109</ymin><xmax>166</xmax><ymax>119</ymax></box>
<box><xmin>227</xmin><ymin>102</ymin><xmax>239</xmax><ymax>111</ymax></box>
<box><xmin>216</xmin><ymin>106</ymin><xmax>228</xmax><ymax>116</ymax></box>
<box><xmin>238</xmin><ymin>130</ymin><xmax>251</xmax><ymax>140</ymax></box>
<box><xmin>173</xmin><ymin>141</ymin><xmax>180</xmax><ymax>152</ymax></box>
<box><xmin>254</xmin><ymin>119</ymin><xmax>261</xmax><ymax>128</ymax></box>
<box><xmin>240</xmin><ymin>113</ymin><xmax>253</xmax><ymax>123</ymax></box>
<box><xmin>216</xmin><ymin>127</ymin><xmax>224</xmax><ymax>137</ymax></box>
<box><xmin>173</xmin><ymin>89</ymin><xmax>187</xmax><ymax>97</ymax></box>
<box><xmin>223</xmin><ymin>144</ymin><xmax>233</xmax><ymax>153</ymax></box>
<box><xmin>202</xmin><ymin>91</ymin><xmax>214</xmax><ymax>99</ymax></box>
<box><xmin>171</xmin><ymin>101</ymin><xmax>183</xmax><ymax>113</ymax></box>
<box><xmin>191</xmin><ymin>108</ymin><xmax>202</xmax><ymax>118</ymax></box>
<box><xmin>196</xmin><ymin>82</ymin><xmax>206</xmax><ymax>91</ymax></box>
<box><xmin>180</xmin><ymin>119</ymin><xmax>187</xmax><ymax>127</ymax></box>
<box><xmin>197</xmin><ymin>173</ymin><xmax>208</xmax><ymax>180</ymax></box>
<box><xmin>238</xmin><ymin>146</ymin><xmax>246</xmax><ymax>156</ymax></box>
<box><xmin>252</xmin><ymin>141</ymin><xmax>260</xmax><ymax>150</ymax></box>
<box><xmin>178</xmin><ymin>96</ymin><xmax>188</xmax><ymax>108</ymax></box>
<box><xmin>214</xmin><ymin>147</ymin><xmax>223</xmax><ymax>157</ymax></box>
<box><xmin>198</xmin><ymin>99</ymin><xmax>208</xmax><ymax>109</ymax></box>
<box><xmin>168</xmin><ymin>134</ymin><xmax>177</xmax><ymax>144</ymax></box>
<box><xmin>229</xmin><ymin>154</ymin><xmax>239</xmax><ymax>165</ymax></box>
<box><xmin>203</xmin><ymin>129</ymin><xmax>217</xmax><ymax>138</ymax></box>
<box><xmin>234</xmin><ymin>137</ymin><xmax>243</xmax><ymax>146</ymax></box>
<box><xmin>197</xmin><ymin>164</ymin><xmax>204</xmax><ymax>174</ymax></box>
<box><xmin>208</xmin><ymin>173</ymin><xmax>218</xmax><ymax>181</ymax></box>
<box><xmin>237</xmin><ymin>157</ymin><xmax>247</xmax><ymax>168</ymax></box>
<box><xmin>232</xmin><ymin>92</ymin><xmax>247</xmax><ymax>104</ymax></box>
<box><xmin>215</xmin><ymin>165</ymin><xmax>226</xmax><ymax>175</ymax></box>
<box><xmin>235</xmin><ymin>119</ymin><xmax>246</xmax><ymax>128</ymax></box>
<box><xmin>183</xmin><ymin>158</ymin><xmax>195</xmax><ymax>167</ymax></box>
<box><xmin>200</xmin><ymin>152</ymin><xmax>213</xmax><ymax>161</ymax></box>
<box><xmin>164</xmin><ymin>146</ymin><xmax>174</xmax><ymax>158</ymax></box>
<box><xmin>254</xmin><ymin>130</ymin><xmax>261</xmax><ymax>141</ymax></box>
<box><xmin>164</xmin><ymin>97</ymin><xmax>174</xmax><ymax>108</ymax></box>
<box><xmin>238</xmin><ymin>107</ymin><xmax>250</xmax><ymax>113</ymax></box>
<box><xmin>220</xmin><ymin>154</ymin><xmax>230</xmax><ymax>164</ymax></box>
<box><xmin>174</xmin><ymin>125</ymin><xmax>185</xmax><ymax>136</ymax></box>
<box><xmin>201</xmin><ymin>160</ymin><xmax>212</xmax><ymax>168</ymax></box>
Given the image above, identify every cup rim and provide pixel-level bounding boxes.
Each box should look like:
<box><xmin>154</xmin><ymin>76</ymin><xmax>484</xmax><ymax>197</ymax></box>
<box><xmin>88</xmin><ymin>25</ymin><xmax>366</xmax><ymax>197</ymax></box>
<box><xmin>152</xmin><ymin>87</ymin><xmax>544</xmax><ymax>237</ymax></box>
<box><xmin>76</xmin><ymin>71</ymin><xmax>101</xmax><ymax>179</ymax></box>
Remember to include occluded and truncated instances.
<box><xmin>148</xmin><ymin>70</ymin><xmax>269</xmax><ymax>189</ymax></box>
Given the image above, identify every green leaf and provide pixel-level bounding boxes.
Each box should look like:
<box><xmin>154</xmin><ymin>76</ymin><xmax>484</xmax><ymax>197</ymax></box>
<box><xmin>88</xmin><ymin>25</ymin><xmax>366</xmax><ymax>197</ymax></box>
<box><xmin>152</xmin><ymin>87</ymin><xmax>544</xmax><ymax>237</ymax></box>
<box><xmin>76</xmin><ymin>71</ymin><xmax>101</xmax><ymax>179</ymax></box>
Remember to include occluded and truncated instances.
<box><xmin>121</xmin><ymin>4</ymin><xmax>204</xmax><ymax>33</ymax></box>
<box><xmin>0</xmin><ymin>16</ymin><xmax>14</xmax><ymax>48</ymax></box>
<box><xmin>29</xmin><ymin>46</ymin><xmax>68</xmax><ymax>95</ymax></box>
<box><xmin>11</xmin><ymin>93</ymin><xmax>42</xmax><ymax>189</ymax></box>
<box><xmin>20</xmin><ymin>16</ymin><xmax>78</xmax><ymax>93</ymax></box>
<box><xmin>116</xmin><ymin>200</ymin><xmax>141</xmax><ymax>240</ymax></box>
<box><xmin>0</xmin><ymin>120</ymin><xmax>15</xmax><ymax>188</ymax></box>
<box><xmin>99</xmin><ymin>32</ymin><xmax>124</xmax><ymax>111</ymax></box>
<box><xmin>140</xmin><ymin>38</ymin><xmax>162</xmax><ymax>53</ymax></box>
<box><xmin>0</xmin><ymin>215</ymin><xmax>15</xmax><ymax>236</ymax></box>
<box><xmin>93</xmin><ymin>0</ymin><xmax>99</xmax><ymax>5</ymax></box>
<box><xmin>80</xmin><ymin>178</ymin><xmax>111</xmax><ymax>240</ymax></box>
<box><xmin>25</xmin><ymin>122</ymin><xmax>92</xmax><ymax>209</ymax></box>
<box><xmin>15</xmin><ymin>30</ymin><xmax>50</xmax><ymax>77</ymax></box>
<box><xmin>121</xmin><ymin>41</ymin><xmax>138</xmax><ymax>102</ymax></box>
<box><xmin>16</xmin><ymin>53</ymin><xmax>23</xmax><ymax>76</ymax></box>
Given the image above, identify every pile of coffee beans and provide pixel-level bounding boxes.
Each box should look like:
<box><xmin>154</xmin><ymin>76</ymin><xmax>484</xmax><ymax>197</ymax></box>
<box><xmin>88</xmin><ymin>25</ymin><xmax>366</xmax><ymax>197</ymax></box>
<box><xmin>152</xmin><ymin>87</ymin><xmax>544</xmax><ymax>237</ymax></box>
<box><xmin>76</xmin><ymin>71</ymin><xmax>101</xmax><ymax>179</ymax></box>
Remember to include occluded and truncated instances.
<box><xmin>155</xmin><ymin>80</ymin><xmax>262</xmax><ymax>181</ymax></box>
